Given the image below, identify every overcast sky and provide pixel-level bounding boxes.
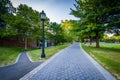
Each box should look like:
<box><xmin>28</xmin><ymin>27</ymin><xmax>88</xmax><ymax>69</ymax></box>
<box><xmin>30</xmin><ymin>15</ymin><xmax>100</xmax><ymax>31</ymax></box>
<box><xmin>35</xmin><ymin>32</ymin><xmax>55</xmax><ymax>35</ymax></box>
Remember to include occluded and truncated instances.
<box><xmin>10</xmin><ymin>0</ymin><xmax>79</xmax><ymax>23</ymax></box>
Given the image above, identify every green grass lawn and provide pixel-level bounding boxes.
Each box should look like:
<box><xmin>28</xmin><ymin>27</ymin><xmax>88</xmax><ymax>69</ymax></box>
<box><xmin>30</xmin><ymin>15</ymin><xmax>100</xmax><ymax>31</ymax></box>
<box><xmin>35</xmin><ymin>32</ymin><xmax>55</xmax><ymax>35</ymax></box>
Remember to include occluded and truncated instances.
<box><xmin>82</xmin><ymin>42</ymin><xmax>120</xmax><ymax>79</ymax></box>
<box><xmin>0</xmin><ymin>43</ymin><xmax>70</xmax><ymax>66</ymax></box>
<box><xmin>0</xmin><ymin>46</ymin><xmax>24</xmax><ymax>66</ymax></box>
<box><xmin>28</xmin><ymin>43</ymin><xmax>71</xmax><ymax>61</ymax></box>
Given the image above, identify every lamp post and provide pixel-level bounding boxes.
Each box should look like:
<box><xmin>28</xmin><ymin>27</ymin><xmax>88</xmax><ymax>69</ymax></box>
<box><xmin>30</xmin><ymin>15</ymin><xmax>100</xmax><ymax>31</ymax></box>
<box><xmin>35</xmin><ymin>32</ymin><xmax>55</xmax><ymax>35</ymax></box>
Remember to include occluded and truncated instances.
<box><xmin>40</xmin><ymin>10</ymin><xmax>46</xmax><ymax>58</ymax></box>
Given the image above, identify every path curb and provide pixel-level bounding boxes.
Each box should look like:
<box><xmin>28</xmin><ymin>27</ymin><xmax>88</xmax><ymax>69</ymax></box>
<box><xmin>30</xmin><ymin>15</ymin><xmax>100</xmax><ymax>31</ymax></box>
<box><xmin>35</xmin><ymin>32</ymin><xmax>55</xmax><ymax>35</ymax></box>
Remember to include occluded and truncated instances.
<box><xmin>80</xmin><ymin>43</ymin><xmax>116</xmax><ymax>80</ymax></box>
<box><xmin>19</xmin><ymin>45</ymin><xmax>71</xmax><ymax>80</ymax></box>
<box><xmin>0</xmin><ymin>52</ymin><xmax>22</xmax><ymax>67</ymax></box>
<box><xmin>26</xmin><ymin>52</ymin><xmax>43</xmax><ymax>63</ymax></box>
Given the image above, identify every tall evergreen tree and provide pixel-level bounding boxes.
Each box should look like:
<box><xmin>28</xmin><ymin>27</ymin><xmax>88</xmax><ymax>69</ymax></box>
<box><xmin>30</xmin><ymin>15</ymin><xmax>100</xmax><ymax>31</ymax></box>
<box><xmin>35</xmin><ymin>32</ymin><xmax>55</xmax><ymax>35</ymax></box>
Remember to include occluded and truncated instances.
<box><xmin>71</xmin><ymin>0</ymin><xmax>120</xmax><ymax>48</ymax></box>
<box><xmin>0</xmin><ymin>0</ymin><xmax>15</xmax><ymax>31</ymax></box>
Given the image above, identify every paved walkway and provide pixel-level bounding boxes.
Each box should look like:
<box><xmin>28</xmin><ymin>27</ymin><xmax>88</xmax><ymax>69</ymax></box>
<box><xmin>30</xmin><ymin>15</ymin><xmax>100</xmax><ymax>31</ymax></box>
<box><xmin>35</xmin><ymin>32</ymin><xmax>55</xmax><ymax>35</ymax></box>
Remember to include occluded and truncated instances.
<box><xmin>20</xmin><ymin>42</ymin><xmax>116</xmax><ymax>80</ymax></box>
<box><xmin>0</xmin><ymin>52</ymin><xmax>42</xmax><ymax>80</ymax></box>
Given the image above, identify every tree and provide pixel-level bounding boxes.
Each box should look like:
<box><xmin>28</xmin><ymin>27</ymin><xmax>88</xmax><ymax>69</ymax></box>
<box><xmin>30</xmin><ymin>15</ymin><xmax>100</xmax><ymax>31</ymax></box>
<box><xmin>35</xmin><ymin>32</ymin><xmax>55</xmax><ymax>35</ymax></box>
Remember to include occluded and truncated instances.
<box><xmin>15</xmin><ymin>4</ymin><xmax>44</xmax><ymax>49</ymax></box>
<box><xmin>0</xmin><ymin>0</ymin><xmax>15</xmax><ymax>15</ymax></box>
<box><xmin>100</xmin><ymin>0</ymin><xmax>120</xmax><ymax>35</ymax></box>
<box><xmin>61</xmin><ymin>20</ymin><xmax>75</xmax><ymax>42</ymax></box>
<box><xmin>16</xmin><ymin>4</ymin><xmax>50</xmax><ymax>49</ymax></box>
<box><xmin>47</xmin><ymin>22</ymin><xmax>65</xmax><ymax>45</ymax></box>
<box><xmin>68</xmin><ymin>20</ymin><xmax>80</xmax><ymax>41</ymax></box>
<box><xmin>0</xmin><ymin>1</ymin><xmax>52</xmax><ymax>49</ymax></box>
<box><xmin>71</xmin><ymin>0</ymin><xmax>120</xmax><ymax>48</ymax></box>
<box><xmin>0</xmin><ymin>0</ymin><xmax>15</xmax><ymax>32</ymax></box>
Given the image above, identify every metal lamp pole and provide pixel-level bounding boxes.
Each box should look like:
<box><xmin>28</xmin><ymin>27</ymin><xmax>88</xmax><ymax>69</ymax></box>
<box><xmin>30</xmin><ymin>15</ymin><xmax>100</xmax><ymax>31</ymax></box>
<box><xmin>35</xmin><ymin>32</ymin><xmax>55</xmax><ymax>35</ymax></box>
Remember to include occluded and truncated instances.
<box><xmin>40</xmin><ymin>10</ymin><xmax>46</xmax><ymax>58</ymax></box>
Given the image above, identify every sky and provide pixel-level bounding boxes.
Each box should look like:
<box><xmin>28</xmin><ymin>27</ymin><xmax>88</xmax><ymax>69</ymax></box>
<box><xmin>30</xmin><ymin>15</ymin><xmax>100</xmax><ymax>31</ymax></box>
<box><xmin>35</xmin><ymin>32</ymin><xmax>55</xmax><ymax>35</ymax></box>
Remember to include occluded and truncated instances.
<box><xmin>10</xmin><ymin>0</ymin><xmax>79</xmax><ymax>23</ymax></box>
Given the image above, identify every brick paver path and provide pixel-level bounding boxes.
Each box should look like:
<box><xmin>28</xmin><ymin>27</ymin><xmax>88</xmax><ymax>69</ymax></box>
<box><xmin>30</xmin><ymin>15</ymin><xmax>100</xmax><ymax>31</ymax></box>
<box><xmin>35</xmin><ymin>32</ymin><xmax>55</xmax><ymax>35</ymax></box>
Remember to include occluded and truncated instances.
<box><xmin>20</xmin><ymin>42</ymin><xmax>116</xmax><ymax>80</ymax></box>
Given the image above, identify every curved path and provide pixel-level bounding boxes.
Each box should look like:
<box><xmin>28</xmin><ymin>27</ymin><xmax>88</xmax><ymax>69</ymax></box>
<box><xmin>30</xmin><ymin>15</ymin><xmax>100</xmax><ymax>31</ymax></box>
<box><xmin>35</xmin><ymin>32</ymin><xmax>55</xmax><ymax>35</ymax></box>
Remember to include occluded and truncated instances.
<box><xmin>20</xmin><ymin>42</ymin><xmax>116</xmax><ymax>80</ymax></box>
<box><xmin>0</xmin><ymin>52</ymin><xmax>42</xmax><ymax>80</ymax></box>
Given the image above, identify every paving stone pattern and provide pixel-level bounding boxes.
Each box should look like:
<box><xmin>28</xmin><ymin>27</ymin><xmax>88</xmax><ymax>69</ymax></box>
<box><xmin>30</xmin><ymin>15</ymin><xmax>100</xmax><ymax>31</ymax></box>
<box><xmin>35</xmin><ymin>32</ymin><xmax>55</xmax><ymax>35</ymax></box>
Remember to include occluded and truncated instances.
<box><xmin>27</xmin><ymin>43</ymin><xmax>109</xmax><ymax>80</ymax></box>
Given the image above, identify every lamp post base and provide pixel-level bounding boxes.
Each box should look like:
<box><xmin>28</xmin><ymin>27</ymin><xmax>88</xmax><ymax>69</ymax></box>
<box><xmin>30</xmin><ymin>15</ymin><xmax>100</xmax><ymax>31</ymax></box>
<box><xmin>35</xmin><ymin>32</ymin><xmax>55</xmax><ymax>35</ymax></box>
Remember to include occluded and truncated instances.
<box><xmin>41</xmin><ymin>53</ymin><xmax>46</xmax><ymax>58</ymax></box>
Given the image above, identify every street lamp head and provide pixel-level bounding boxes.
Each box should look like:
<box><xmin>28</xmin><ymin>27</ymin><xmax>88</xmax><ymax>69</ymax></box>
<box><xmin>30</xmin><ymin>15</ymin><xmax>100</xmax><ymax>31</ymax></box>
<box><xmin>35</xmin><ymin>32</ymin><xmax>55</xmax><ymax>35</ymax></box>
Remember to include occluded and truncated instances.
<box><xmin>40</xmin><ymin>10</ymin><xmax>46</xmax><ymax>21</ymax></box>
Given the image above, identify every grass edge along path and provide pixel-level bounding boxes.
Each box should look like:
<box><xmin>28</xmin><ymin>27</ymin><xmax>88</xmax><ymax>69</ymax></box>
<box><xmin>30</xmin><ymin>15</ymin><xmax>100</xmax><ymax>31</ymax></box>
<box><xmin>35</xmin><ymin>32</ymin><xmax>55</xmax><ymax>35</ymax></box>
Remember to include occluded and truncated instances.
<box><xmin>81</xmin><ymin>43</ymin><xmax>120</xmax><ymax>80</ymax></box>
<box><xmin>0</xmin><ymin>46</ymin><xmax>24</xmax><ymax>66</ymax></box>
<box><xmin>28</xmin><ymin>43</ymin><xmax>71</xmax><ymax>62</ymax></box>
<box><xmin>0</xmin><ymin>43</ymin><xmax>70</xmax><ymax>67</ymax></box>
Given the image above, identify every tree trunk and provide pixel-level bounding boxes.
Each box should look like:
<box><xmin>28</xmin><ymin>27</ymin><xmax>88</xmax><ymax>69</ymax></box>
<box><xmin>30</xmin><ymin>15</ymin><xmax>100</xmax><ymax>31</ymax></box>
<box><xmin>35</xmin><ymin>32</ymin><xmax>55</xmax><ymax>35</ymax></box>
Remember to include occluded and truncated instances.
<box><xmin>36</xmin><ymin>39</ymin><xmax>39</xmax><ymax>48</ymax></box>
<box><xmin>25</xmin><ymin>36</ymin><xmax>27</xmax><ymax>50</ymax></box>
<box><xmin>89</xmin><ymin>36</ymin><xmax>92</xmax><ymax>45</ymax></box>
<box><xmin>96</xmin><ymin>32</ymin><xmax>100</xmax><ymax>48</ymax></box>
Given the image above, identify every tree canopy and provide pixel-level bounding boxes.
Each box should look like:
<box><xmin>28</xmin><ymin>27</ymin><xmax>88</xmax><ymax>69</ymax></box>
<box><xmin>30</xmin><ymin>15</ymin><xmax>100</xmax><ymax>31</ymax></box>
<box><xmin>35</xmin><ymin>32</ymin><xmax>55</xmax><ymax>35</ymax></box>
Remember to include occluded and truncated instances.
<box><xmin>71</xmin><ymin>0</ymin><xmax>120</xmax><ymax>47</ymax></box>
<box><xmin>0</xmin><ymin>0</ymin><xmax>15</xmax><ymax>31</ymax></box>
<box><xmin>0</xmin><ymin>0</ymin><xmax>71</xmax><ymax>48</ymax></box>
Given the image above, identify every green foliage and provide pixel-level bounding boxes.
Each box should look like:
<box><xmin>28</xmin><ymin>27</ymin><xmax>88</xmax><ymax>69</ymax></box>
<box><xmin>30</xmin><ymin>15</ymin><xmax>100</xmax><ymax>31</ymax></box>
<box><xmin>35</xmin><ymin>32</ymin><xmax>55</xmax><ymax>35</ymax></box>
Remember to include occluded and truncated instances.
<box><xmin>103</xmin><ymin>34</ymin><xmax>120</xmax><ymax>43</ymax></box>
<box><xmin>61</xmin><ymin>20</ymin><xmax>79</xmax><ymax>42</ymax></box>
<box><xmin>15</xmin><ymin>4</ymin><xmax>40</xmax><ymax>36</ymax></box>
<box><xmin>0</xmin><ymin>1</ymin><xmax>69</xmax><ymax>48</ymax></box>
<box><xmin>0</xmin><ymin>0</ymin><xmax>15</xmax><ymax>33</ymax></box>
<box><xmin>71</xmin><ymin>0</ymin><xmax>120</xmax><ymax>48</ymax></box>
<box><xmin>0</xmin><ymin>0</ymin><xmax>15</xmax><ymax>15</ymax></box>
<box><xmin>0</xmin><ymin>2</ymin><xmax>52</xmax><ymax>50</ymax></box>
<box><xmin>47</xmin><ymin>22</ymin><xmax>65</xmax><ymax>45</ymax></box>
